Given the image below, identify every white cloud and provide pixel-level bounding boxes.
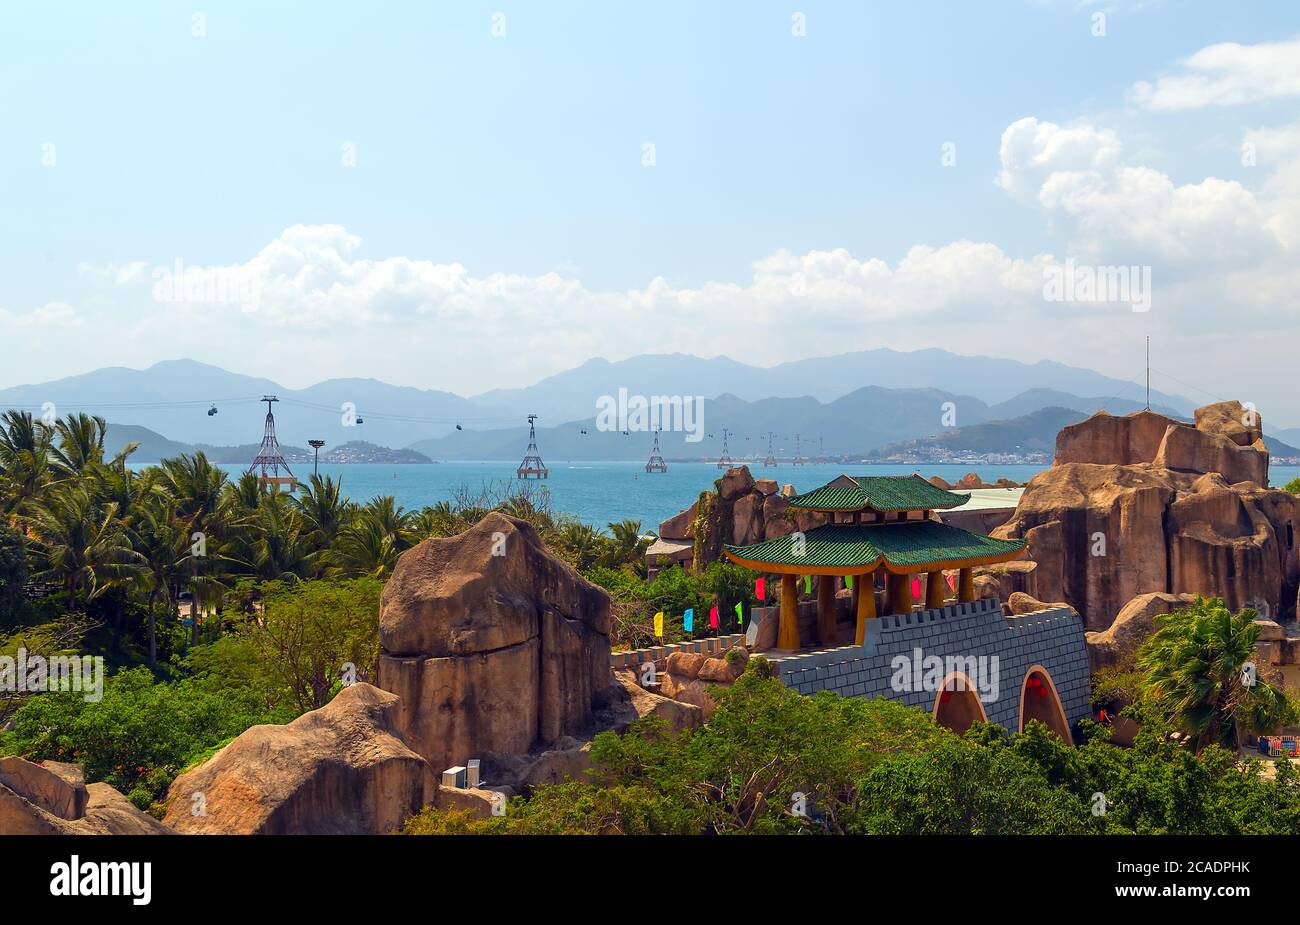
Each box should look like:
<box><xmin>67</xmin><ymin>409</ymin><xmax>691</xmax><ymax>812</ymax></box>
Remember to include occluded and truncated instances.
<box><xmin>1130</xmin><ymin>35</ymin><xmax>1300</xmax><ymax>111</ymax></box>
<box><xmin>997</xmin><ymin>116</ymin><xmax>1286</xmax><ymax>266</ymax></box>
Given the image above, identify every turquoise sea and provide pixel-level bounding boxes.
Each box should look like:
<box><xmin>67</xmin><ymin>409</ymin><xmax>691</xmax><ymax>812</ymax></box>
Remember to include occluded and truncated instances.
<box><xmin>189</xmin><ymin>460</ymin><xmax>1300</xmax><ymax>534</ymax></box>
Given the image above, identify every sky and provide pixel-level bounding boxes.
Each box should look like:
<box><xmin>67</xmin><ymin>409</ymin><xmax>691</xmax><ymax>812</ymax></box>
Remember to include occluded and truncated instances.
<box><xmin>3</xmin><ymin>1</ymin><xmax>1300</xmax><ymax>424</ymax></box>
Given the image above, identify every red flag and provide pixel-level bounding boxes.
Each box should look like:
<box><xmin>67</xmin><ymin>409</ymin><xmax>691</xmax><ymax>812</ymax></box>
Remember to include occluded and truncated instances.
<box><xmin>911</xmin><ymin>577</ymin><xmax>921</xmax><ymax>599</ymax></box>
<box><xmin>709</xmin><ymin>605</ymin><xmax>719</xmax><ymax>629</ymax></box>
<box><xmin>755</xmin><ymin>577</ymin><xmax>766</xmax><ymax>600</ymax></box>
<box><xmin>946</xmin><ymin>572</ymin><xmax>957</xmax><ymax>592</ymax></box>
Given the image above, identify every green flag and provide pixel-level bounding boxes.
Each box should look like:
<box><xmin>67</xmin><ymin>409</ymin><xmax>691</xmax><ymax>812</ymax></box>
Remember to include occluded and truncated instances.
<box><xmin>845</xmin><ymin>575</ymin><xmax>854</xmax><ymax>589</ymax></box>
<box><xmin>735</xmin><ymin>601</ymin><xmax>744</xmax><ymax>629</ymax></box>
<box><xmin>803</xmin><ymin>575</ymin><xmax>812</xmax><ymax>594</ymax></box>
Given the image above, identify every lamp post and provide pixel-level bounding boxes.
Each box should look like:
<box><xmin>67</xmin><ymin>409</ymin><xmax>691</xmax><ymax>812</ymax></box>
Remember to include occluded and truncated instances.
<box><xmin>308</xmin><ymin>439</ymin><xmax>325</xmax><ymax>477</ymax></box>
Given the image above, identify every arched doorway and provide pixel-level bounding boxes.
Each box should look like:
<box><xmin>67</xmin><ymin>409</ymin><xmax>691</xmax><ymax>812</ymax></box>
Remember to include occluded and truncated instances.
<box><xmin>932</xmin><ymin>672</ymin><xmax>988</xmax><ymax>734</ymax></box>
<box><xmin>1018</xmin><ymin>665</ymin><xmax>1073</xmax><ymax>744</ymax></box>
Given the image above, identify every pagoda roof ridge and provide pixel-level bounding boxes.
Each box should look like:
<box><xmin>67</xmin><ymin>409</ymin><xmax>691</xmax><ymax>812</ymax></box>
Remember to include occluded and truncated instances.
<box><xmin>786</xmin><ymin>473</ymin><xmax>968</xmax><ymax>513</ymax></box>
<box><xmin>723</xmin><ymin>520</ymin><xmax>1025</xmax><ymax>576</ymax></box>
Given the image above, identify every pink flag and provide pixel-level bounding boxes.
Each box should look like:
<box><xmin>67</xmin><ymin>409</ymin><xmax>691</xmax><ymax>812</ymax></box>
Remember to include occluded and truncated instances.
<box><xmin>709</xmin><ymin>606</ymin><xmax>719</xmax><ymax>629</ymax></box>
<box><xmin>911</xmin><ymin>577</ymin><xmax>922</xmax><ymax>599</ymax></box>
<box><xmin>755</xmin><ymin>577</ymin><xmax>766</xmax><ymax>600</ymax></box>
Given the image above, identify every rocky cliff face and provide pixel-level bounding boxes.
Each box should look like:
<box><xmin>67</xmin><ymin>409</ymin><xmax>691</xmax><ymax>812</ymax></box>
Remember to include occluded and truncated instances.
<box><xmin>163</xmin><ymin>683</ymin><xmax>427</xmax><ymax>835</ymax></box>
<box><xmin>993</xmin><ymin>401</ymin><xmax>1300</xmax><ymax>631</ymax></box>
<box><xmin>376</xmin><ymin>511</ymin><xmax>613</xmax><ymax>773</ymax></box>
<box><xmin>661</xmin><ymin>467</ymin><xmax>828</xmax><ymax>564</ymax></box>
<box><xmin>0</xmin><ymin>757</ymin><xmax>171</xmax><ymax>835</ymax></box>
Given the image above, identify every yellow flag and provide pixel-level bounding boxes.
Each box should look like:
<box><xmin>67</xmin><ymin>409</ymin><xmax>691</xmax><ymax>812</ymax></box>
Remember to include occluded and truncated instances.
<box><xmin>653</xmin><ymin>611</ymin><xmax>664</xmax><ymax>638</ymax></box>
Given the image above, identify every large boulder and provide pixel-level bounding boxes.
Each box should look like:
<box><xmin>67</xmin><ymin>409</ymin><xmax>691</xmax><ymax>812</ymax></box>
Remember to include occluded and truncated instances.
<box><xmin>995</xmin><ymin>402</ymin><xmax>1300</xmax><ymax>631</ymax></box>
<box><xmin>1086</xmin><ymin>592</ymin><xmax>1198</xmax><ymax>669</ymax></box>
<box><xmin>376</xmin><ymin>512</ymin><xmax>612</xmax><ymax>773</ymax></box>
<box><xmin>162</xmin><ymin>683</ymin><xmax>426</xmax><ymax>835</ymax></box>
<box><xmin>0</xmin><ymin>757</ymin><xmax>170</xmax><ymax>835</ymax></box>
<box><xmin>658</xmin><ymin>502</ymin><xmax>697</xmax><ymax>541</ymax></box>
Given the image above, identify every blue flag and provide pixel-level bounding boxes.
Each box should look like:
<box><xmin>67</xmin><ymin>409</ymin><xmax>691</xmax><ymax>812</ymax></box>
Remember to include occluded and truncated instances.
<box><xmin>683</xmin><ymin>608</ymin><xmax>694</xmax><ymax>633</ymax></box>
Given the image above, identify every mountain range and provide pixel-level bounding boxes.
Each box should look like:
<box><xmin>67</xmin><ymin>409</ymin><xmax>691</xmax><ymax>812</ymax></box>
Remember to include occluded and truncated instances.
<box><xmin>3</xmin><ymin>352</ymin><xmax>1297</xmax><ymax>462</ymax></box>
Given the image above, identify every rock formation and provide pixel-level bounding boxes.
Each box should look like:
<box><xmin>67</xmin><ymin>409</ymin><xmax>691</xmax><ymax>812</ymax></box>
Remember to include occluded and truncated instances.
<box><xmin>994</xmin><ymin>401</ymin><xmax>1300</xmax><ymax>631</ymax></box>
<box><xmin>0</xmin><ymin>757</ymin><xmax>170</xmax><ymax>835</ymax></box>
<box><xmin>658</xmin><ymin>647</ymin><xmax>750</xmax><ymax>719</ymax></box>
<box><xmin>163</xmin><ymin>682</ymin><xmax>426</xmax><ymax>835</ymax></box>
<box><xmin>662</xmin><ymin>467</ymin><xmax>828</xmax><ymax>566</ymax></box>
<box><xmin>1085</xmin><ymin>592</ymin><xmax>1199</xmax><ymax>670</ymax></box>
<box><xmin>376</xmin><ymin>512</ymin><xmax>612</xmax><ymax>773</ymax></box>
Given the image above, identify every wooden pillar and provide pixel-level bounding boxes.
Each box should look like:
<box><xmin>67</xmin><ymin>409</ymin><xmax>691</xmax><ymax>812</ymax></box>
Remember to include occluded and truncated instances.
<box><xmin>779</xmin><ymin>574</ymin><xmax>800</xmax><ymax>650</ymax></box>
<box><xmin>854</xmin><ymin>570</ymin><xmax>875</xmax><ymax>645</ymax></box>
<box><xmin>816</xmin><ymin>575</ymin><xmax>837</xmax><ymax>647</ymax></box>
<box><xmin>886</xmin><ymin>572</ymin><xmax>913</xmax><ymax>615</ymax></box>
<box><xmin>925</xmin><ymin>569</ymin><xmax>946</xmax><ymax>610</ymax></box>
<box><xmin>958</xmin><ymin>567</ymin><xmax>975</xmax><ymax>603</ymax></box>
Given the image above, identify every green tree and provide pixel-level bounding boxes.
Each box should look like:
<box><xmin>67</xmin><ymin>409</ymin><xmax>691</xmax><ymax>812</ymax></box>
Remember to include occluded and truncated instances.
<box><xmin>1137</xmin><ymin>596</ymin><xmax>1294</xmax><ymax>750</ymax></box>
<box><xmin>26</xmin><ymin>483</ymin><xmax>145</xmax><ymax>608</ymax></box>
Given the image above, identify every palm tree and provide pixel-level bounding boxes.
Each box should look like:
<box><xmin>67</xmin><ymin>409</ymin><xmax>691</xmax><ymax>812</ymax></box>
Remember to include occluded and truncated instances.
<box><xmin>133</xmin><ymin>495</ymin><xmax>191</xmax><ymax>667</ymax></box>
<box><xmin>602</xmin><ymin>519</ymin><xmax>652</xmax><ymax>574</ymax></box>
<box><xmin>157</xmin><ymin>452</ymin><xmax>229</xmax><ymax>534</ymax></box>
<box><xmin>0</xmin><ymin>410</ymin><xmax>51</xmax><ymax>522</ymax></box>
<box><xmin>48</xmin><ymin>413</ymin><xmax>109</xmax><ymax>480</ymax></box>
<box><xmin>292</xmin><ymin>474</ymin><xmax>352</xmax><ymax>548</ymax></box>
<box><xmin>331</xmin><ymin>513</ymin><xmax>404</xmax><ymax>578</ymax></box>
<box><xmin>25</xmin><ymin>483</ymin><xmax>145</xmax><ymax>609</ymax></box>
<box><xmin>1138</xmin><ymin>596</ymin><xmax>1294</xmax><ymax>750</ymax></box>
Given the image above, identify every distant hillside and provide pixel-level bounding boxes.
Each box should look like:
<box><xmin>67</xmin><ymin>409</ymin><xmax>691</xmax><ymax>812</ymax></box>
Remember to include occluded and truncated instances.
<box><xmin>104</xmin><ymin>422</ymin><xmax>422</xmax><ymax>464</ymax></box>
<box><xmin>471</xmin><ymin>349</ymin><xmax>1197</xmax><ymax>422</ymax></box>
<box><xmin>871</xmin><ymin>407</ymin><xmax>1085</xmax><ymax>457</ymax></box>
<box><xmin>873</xmin><ymin>408</ymin><xmax>1300</xmax><ymax>460</ymax></box>
<box><xmin>409</xmin><ymin>389</ymin><xmax>1168</xmax><ymax>461</ymax></box>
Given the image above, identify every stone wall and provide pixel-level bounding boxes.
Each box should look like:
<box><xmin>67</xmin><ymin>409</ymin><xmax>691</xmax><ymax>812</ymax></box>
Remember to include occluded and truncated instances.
<box><xmin>769</xmin><ymin>597</ymin><xmax>1091</xmax><ymax>734</ymax></box>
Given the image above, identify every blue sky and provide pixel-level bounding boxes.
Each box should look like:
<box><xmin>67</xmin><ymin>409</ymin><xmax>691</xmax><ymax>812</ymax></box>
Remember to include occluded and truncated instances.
<box><xmin>3</xmin><ymin>1</ymin><xmax>1300</xmax><ymax>422</ymax></box>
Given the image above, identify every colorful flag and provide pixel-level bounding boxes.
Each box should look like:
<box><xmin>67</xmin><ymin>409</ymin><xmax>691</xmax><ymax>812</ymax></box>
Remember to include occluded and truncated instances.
<box><xmin>735</xmin><ymin>601</ymin><xmax>744</xmax><ymax>628</ymax></box>
<box><xmin>709</xmin><ymin>605</ymin><xmax>719</xmax><ymax>629</ymax></box>
<box><xmin>845</xmin><ymin>575</ymin><xmax>854</xmax><ymax>589</ymax></box>
<box><xmin>683</xmin><ymin>607</ymin><xmax>694</xmax><ymax>633</ymax></box>
<box><xmin>911</xmin><ymin>577</ymin><xmax>922</xmax><ymax>599</ymax></box>
<box><xmin>653</xmin><ymin>611</ymin><xmax>664</xmax><ymax>638</ymax></box>
<box><xmin>755</xmin><ymin>577</ymin><xmax>766</xmax><ymax>600</ymax></box>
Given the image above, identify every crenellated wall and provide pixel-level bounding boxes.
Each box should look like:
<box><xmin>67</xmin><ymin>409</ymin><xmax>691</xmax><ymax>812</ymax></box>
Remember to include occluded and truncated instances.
<box><xmin>768</xmin><ymin>597</ymin><xmax>1090</xmax><ymax>736</ymax></box>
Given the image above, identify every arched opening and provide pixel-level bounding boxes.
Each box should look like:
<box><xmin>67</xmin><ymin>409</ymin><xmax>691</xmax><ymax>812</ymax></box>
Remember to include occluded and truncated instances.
<box><xmin>1018</xmin><ymin>666</ymin><xmax>1073</xmax><ymax>744</ymax></box>
<box><xmin>931</xmin><ymin>672</ymin><xmax>988</xmax><ymax>735</ymax></box>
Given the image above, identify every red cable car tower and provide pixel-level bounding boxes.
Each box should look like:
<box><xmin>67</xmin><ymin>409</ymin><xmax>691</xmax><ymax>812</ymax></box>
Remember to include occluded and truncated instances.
<box><xmin>247</xmin><ymin>395</ymin><xmax>298</xmax><ymax>492</ymax></box>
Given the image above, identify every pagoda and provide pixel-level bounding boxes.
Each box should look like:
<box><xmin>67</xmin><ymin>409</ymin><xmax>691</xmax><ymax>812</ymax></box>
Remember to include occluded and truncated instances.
<box><xmin>723</xmin><ymin>474</ymin><xmax>1025</xmax><ymax>651</ymax></box>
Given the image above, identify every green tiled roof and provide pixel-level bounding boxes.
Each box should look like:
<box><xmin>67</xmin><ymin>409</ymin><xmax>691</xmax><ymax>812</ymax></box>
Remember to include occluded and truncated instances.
<box><xmin>723</xmin><ymin>521</ymin><xmax>1024</xmax><ymax>571</ymax></box>
<box><xmin>786</xmin><ymin>474</ymin><xmax>968</xmax><ymax>512</ymax></box>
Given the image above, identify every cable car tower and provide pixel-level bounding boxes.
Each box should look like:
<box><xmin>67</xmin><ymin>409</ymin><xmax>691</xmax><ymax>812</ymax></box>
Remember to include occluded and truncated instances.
<box><xmin>645</xmin><ymin>429</ymin><xmax>668</xmax><ymax>473</ymax></box>
<box><xmin>762</xmin><ymin>431</ymin><xmax>778</xmax><ymax>467</ymax></box>
<box><xmin>517</xmin><ymin>414</ymin><xmax>549</xmax><ymax>479</ymax></box>
<box><xmin>792</xmin><ymin>433</ymin><xmax>807</xmax><ymax>466</ymax></box>
<box><xmin>715</xmin><ymin>427</ymin><xmax>734</xmax><ymax>469</ymax></box>
<box><xmin>247</xmin><ymin>395</ymin><xmax>297</xmax><ymax>492</ymax></box>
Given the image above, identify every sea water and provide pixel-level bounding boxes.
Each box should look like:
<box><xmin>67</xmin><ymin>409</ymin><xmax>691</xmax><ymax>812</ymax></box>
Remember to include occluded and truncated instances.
<box><xmin>187</xmin><ymin>460</ymin><xmax>1300</xmax><ymax>534</ymax></box>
